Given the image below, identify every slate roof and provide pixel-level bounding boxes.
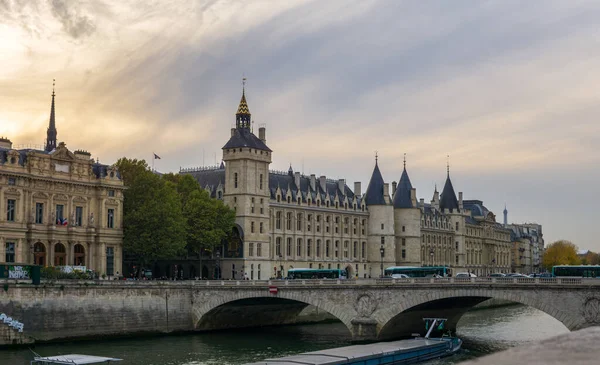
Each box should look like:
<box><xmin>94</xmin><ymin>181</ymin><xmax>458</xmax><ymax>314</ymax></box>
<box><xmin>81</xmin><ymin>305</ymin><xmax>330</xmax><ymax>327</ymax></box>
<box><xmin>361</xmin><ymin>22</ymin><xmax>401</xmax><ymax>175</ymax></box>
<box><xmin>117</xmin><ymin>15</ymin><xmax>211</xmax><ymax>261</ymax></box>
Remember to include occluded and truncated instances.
<box><xmin>222</xmin><ymin>128</ymin><xmax>272</xmax><ymax>152</ymax></box>
<box><xmin>392</xmin><ymin>167</ymin><xmax>414</xmax><ymax>208</ymax></box>
<box><xmin>463</xmin><ymin>200</ymin><xmax>488</xmax><ymax>217</ymax></box>
<box><xmin>439</xmin><ymin>175</ymin><xmax>459</xmax><ymax>212</ymax></box>
<box><xmin>364</xmin><ymin>162</ymin><xmax>387</xmax><ymax>206</ymax></box>
<box><xmin>185</xmin><ymin>166</ymin><xmax>361</xmax><ymax>205</ymax></box>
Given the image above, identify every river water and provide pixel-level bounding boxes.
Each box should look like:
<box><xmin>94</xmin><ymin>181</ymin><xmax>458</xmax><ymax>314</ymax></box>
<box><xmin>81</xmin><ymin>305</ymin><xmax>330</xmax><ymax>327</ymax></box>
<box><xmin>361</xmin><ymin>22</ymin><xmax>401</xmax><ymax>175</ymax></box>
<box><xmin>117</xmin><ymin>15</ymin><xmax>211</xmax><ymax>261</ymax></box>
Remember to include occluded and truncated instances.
<box><xmin>2</xmin><ymin>304</ymin><xmax>569</xmax><ymax>364</ymax></box>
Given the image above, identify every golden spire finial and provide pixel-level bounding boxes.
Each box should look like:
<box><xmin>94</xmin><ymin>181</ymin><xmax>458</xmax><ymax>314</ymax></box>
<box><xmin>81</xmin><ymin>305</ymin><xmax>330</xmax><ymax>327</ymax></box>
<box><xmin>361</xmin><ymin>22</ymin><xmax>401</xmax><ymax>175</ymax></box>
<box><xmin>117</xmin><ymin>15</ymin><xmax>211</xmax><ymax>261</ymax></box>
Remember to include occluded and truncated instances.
<box><xmin>52</xmin><ymin>79</ymin><xmax>55</xmax><ymax>96</ymax></box>
<box><xmin>447</xmin><ymin>155</ymin><xmax>450</xmax><ymax>176</ymax></box>
<box><xmin>403</xmin><ymin>153</ymin><xmax>406</xmax><ymax>169</ymax></box>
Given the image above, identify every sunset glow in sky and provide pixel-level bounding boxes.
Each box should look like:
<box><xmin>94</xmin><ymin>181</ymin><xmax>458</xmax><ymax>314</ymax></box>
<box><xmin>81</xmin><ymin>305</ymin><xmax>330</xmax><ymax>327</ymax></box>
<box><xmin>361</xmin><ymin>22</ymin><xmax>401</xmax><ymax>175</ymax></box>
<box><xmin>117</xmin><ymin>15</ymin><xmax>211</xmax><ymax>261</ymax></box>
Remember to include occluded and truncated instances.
<box><xmin>1</xmin><ymin>0</ymin><xmax>599</xmax><ymax>250</ymax></box>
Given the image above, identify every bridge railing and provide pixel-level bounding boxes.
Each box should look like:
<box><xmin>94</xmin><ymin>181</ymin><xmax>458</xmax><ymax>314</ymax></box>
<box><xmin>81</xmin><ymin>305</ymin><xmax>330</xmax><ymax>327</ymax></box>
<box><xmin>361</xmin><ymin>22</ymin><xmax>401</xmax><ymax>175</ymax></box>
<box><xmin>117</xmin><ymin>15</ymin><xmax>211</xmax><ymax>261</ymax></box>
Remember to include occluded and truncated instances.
<box><xmin>1</xmin><ymin>277</ymin><xmax>596</xmax><ymax>286</ymax></box>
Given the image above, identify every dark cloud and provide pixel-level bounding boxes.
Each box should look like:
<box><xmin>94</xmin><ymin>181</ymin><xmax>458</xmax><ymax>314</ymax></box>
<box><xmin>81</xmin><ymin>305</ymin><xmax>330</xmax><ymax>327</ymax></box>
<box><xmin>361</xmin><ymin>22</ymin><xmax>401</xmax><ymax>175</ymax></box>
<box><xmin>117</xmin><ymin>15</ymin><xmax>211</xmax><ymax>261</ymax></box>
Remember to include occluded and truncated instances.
<box><xmin>50</xmin><ymin>0</ymin><xmax>95</xmax><ymax>38</ymax></box>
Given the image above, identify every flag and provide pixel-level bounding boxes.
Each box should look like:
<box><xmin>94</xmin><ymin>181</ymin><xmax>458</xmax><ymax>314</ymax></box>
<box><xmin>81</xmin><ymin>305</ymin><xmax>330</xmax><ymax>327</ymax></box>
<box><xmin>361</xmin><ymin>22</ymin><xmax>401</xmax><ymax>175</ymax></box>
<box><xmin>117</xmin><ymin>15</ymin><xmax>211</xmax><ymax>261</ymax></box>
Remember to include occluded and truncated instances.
<box><xmin>61</xmin><ymin>218</ymin><xmax>68</xmax><ymax>226</ymax></box>
<box><xmin>153</xmin><ymin>153</ymin><xmax>161</xmax><ymax>159</ymax></box>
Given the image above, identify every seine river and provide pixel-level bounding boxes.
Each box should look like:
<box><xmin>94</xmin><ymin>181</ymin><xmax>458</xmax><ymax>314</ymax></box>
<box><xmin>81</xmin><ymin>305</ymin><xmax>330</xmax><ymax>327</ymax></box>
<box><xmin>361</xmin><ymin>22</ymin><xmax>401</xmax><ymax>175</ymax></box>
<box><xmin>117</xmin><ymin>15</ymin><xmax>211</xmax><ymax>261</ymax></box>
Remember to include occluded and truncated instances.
<box><xmin>2</xmin><ymin>304</ymin><xmax>569</xmax><ymax>364</ymax></box>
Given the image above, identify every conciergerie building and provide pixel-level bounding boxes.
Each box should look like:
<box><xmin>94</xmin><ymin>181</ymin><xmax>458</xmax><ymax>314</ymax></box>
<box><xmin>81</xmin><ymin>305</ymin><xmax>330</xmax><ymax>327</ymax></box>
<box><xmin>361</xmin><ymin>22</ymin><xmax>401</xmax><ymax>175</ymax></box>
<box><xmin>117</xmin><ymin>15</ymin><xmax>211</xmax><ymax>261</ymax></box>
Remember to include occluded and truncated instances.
<box><xmin>182</xmin><ymin>85</ymin><xmax>513</xmax><ymax>280</ymax></box>
<box><xmin>0</xmin><ymin>85</ymin><xmax>124</xmax><ymax>276</ymax></box>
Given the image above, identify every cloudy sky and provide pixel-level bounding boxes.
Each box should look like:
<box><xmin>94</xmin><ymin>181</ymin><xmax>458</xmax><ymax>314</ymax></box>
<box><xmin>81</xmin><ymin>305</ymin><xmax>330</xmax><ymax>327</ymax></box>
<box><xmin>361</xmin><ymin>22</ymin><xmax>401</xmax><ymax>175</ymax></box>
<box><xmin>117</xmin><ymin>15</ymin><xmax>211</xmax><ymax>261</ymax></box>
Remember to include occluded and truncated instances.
<box><xmin>2</xmin><ymin>0</ymin><xmax>599</xmax><ymax>251</ymax></box>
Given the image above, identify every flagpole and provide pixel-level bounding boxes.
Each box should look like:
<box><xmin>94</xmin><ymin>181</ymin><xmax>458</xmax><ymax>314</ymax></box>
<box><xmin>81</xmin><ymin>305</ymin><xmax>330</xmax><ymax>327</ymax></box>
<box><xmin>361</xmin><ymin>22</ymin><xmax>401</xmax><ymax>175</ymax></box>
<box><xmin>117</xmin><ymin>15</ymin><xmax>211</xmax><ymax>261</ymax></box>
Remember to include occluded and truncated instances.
<box><xmin>152</xmin><ymin>152</ymin><xmax>154</xmax><ymax>172</ymax></box>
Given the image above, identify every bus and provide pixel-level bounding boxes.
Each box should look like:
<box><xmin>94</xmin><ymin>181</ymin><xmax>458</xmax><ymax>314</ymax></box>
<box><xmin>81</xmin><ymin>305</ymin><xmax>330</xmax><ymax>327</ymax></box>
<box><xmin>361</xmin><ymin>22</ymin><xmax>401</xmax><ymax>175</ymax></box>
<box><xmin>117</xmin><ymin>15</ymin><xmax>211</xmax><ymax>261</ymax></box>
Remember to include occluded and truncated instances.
<box><xmin>384</xmin><ymin>266</ymin><xmax>451</xmax><ymax>278</ymax></box>
<box><xmin>552</xmin><ymin>265</ymin><xmax>600</xmax><ymax>278</ymax></box>
<box><xmin>287</xmin><ymin>268</ymin><xmax>348</xmax><ymax>280</ymax></box>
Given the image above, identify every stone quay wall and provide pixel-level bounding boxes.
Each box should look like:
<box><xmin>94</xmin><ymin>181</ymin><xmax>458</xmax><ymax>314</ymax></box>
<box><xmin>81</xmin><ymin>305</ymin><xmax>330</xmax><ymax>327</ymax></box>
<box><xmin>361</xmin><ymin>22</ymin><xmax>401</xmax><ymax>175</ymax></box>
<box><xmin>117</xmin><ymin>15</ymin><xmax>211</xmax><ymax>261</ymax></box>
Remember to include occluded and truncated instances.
<box><xmin>0</xmin><ymin>281</ymin><xmax>194</xmax><ymax>345</ymax></box>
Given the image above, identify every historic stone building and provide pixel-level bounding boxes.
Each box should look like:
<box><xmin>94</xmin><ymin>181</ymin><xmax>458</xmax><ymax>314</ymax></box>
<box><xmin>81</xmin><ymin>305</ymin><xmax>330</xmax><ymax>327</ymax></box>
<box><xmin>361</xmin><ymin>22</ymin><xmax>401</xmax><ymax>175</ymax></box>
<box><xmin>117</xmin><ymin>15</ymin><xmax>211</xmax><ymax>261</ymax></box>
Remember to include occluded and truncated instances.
<box><xmin>0</xmin><ymin>86</ymin><xmax>124</xmax><ymax>276</ymax></box>
<box><xmin>183</xmin><ymin>86</ymin><xmax>513</xmax><ymax>279</ymax></box>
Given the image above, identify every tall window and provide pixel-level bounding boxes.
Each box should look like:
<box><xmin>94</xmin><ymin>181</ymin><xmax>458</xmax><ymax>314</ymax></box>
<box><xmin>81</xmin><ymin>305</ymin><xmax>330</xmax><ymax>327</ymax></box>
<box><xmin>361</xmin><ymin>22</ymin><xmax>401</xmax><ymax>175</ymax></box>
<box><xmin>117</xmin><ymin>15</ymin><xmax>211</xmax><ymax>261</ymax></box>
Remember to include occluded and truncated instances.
<box><xmin>287</xmin><ymin>238</ymin><xmax>292</xmax><ymax>256</ymax></box>
<box><xmin>316</xmin><ymin>240</ymin><xmax>321</xmax><ymax>257</ymax></box>
<box><xmin>276</xmin><ymin>238</ymin><xmax>282</xmax><ymax>257</ymax></box>
<box><xmin>380</xmin><ymin>236</ymin><xmax>385</xmax><ymax>245</ymax></box>
<box><xmin>249</xmin><ymin>243</ymin><xmax>254</xmax><ymax>257</ymax></box>
<box><xmin>297</xmin><ymin>213</ymin><xmax>302</xmax><ymax>230</ymax></box>
<box><xmin>361</xmin><ymin>242</ymin><xmax>366</xmax><ymax>258</ymax></box>
<box><xmin>326</xmin><ymin>240</ymin><xmax>330</xmax><ymax>257</ymax></box>
<box><xmin>251</xmin><ymin>221</ymin><xmax>255</xmax><ymax>233</ymax></box>
<box><xmin>35</xmin><ymin>202</ymin><xmax>44</xmax><ymax>224</ymax></box>
<box><xmin>297</xmin><ymin>238</ymin><xmax>302</xmax><ymax>256</ymax></box>
<box><xmin>276</xmin><ymin>211</ymin><xmax>282</xmax><ymax>229</ymax></box>
<box><xmin>106</xmin><ymin>247</ymin><xmax>114</xmax><ymax>276</ymax></box>
<box><xmin>353</xmin><ymin>241</ymin><xmax>357</xmax><ymax>258</ymax></box>
<box><xmin>286</xmin><ymin>212</ymin><xmax>292</xmax><ymax>230</ymax></box>
<box><xmin>234</xmin><ymin>173</ymin><xmax>238</xmax><ymax>188</ymax></box>
<box><xmin>5</xmin><ymin>242</ymin><xmax>15</xmax><ymax>263</ymax></box>
<box><xmin>6</xmin><ymin>199</ymin><xmax>15</xmax><ymax>222</ymax></box>
<box><xmin>55</xmin><ymin>204</ymin><xmax>64</xmax><ymax>224</ymax></box>
<box><xmin>107</xmin><ymin>209</ymin><xmax>115</xmax><ymax>228</ymax></box>
<box><xmin>75</xmin><ymin>206</ymin><xmax>83</xmax><ymax>226</ymax></box>
<box><xmin>307</xmin><ymin>239</ymin><xmax>312</xmax><ymax>257</ymax></box>
<box><xmin>257</xmin><ymin>243</ymin><xmax>262</xmax><ymax>257</ymax></box>
<box><xmin>260</xmin><ymin>174</ymin><xmax>263</xmax><ymax>189</ymax></box>
<box><xmin>259</xmin><ymin>222</ymin><xmax>263</xmax><ymax>233</ymax></box>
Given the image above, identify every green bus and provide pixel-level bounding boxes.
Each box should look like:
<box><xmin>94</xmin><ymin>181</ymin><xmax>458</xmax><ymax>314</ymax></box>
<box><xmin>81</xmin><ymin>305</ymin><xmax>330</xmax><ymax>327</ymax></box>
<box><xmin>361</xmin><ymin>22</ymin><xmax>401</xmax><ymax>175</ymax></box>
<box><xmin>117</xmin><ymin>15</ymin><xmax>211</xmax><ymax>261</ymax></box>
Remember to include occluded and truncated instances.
<box><xmin>552</xmin><ymin>265</ymin><xmax>600</xmax><ymax>278</ymax></box>
<box><xmin>287</xmin><ymin>268</ymin><xmax>348</xmax><ymax>280</ymax></box>
<box><xmin>384</xmin><ymin>266</ymin><xmax>451</xmax><ymax>278</ymax></box>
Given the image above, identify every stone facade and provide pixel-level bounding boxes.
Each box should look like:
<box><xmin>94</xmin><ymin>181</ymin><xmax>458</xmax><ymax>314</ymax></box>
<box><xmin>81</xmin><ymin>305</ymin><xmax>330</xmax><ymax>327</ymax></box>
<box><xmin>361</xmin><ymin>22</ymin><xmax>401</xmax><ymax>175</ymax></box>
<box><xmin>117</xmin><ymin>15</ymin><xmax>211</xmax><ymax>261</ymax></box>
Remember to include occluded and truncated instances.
<box><xmin>183</xmin><ymin>87</ymin><xmax>515</xmax><ymax>279</ymax></box>
<box><xmin>508</xmin><ymin>222</ymin><xmax>544</xmax><ymax>273</ymax></box>
<box><xmin>0</xmin><ymin>88</ymin><xmax>124</xmax><ymax>275</ymax></box>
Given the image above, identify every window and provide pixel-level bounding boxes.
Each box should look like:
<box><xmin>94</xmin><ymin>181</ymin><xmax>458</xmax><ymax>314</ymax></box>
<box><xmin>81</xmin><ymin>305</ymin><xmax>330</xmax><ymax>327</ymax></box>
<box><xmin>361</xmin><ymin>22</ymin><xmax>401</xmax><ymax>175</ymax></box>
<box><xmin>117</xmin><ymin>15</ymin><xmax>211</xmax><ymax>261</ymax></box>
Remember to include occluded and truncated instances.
<box><xmin>107</xmin><ymin>209</ymin><xmax>115</xmax><ymax>228</ymax></box>
<box><xmin>251</xmin><ymin>221</ymin><xmax>255</xmax><ymax>233</ymax></box>
<box><xmin>381</xmin><ymin>236</ymin><xmax>385</xmax><ymax>245</ymax></box>
<box><xmin>75</xmin><ymin>206</ymin><xmax>83</xmax><ymax>226</ymax></box>
<box><xmin>402</xmin><ymin>226</ymin><xmax>406</xmax><ymax>232</ymax></box>
<box><xmin>35</xmin><ymin>203</ymin><xmax>44</xmax><ymax>224</ymax></box>
<box><xmin>307</xmin><ymin>240</ymin><xmax>312</xmax><ymax>257</ymax></box>
<box><xmin>297</xmin><ymin>213</ymin><xmax>302</xmax><ymax>230</ymax></box>
<box><xmin>286</xmin><ymin>213</ymin><xmax>292</xmax><ymax>230</ymax></box>
<box><xmin>259</xmin><ymin>222</ymin><xmax>263</xmax><ymax>233</ymax></box>
<box><xmin>249</xmin><ymin>243</ymin><xmax>254</xmax><ymax>257</ymax></box>
<box><xmin>297</xmin><ymin>239</ymin><xmax>302</xmax><ymax>256</ymax></box>
<box><xmin>260</xmin><ymin>174</ymin><xmax>263</xmax><ymax>190</ymax></box>
<box><xmin>251</xmin><ymin>205</ymin><xmax>254</xmax><ymax>213</ymax></box>
<box><xmin>353</xmin><ymin>241</ymin><xmax>357</xmax><ymax>258</ymax></box>
<box><xmin>456</xmin><ymin>222</ymin><xmax>459</xmax><ymax>231</ymax></box>
<box><xmin>258</xmin><ymin>264</ymin><xmax>261</xmax><ymax>280</ymax></box>
<box><xmin>108</xmin><ymin>190</ymin><xmax>115</xmax><ymax>197</ymax></box>
<box><xmin>455</xmin><ymin>241</ymin><xmax>459</xmax><ymax>250</ymax></box>
<box><xmin>276</xmin><ymin>211</ymin><xmax>282</xmax><ymax>229</ymax></box>
<box><xmin>361</xmin><ymin>242</ymin><xmax>366</xmax><ymax>258</ymax></box>
<box><xmin>344</xmin><ymin>241</ymin><xmax>349</xmax><ymax>258</ymax></box>
<box><xmin>8</xmin><ymin>177</ymin><xmax>15</xmax><ymax>185</ymax></box>
<box><xmin>402</xmin><ymin>249</ymin><xmax>406</xmax><ymax>259</ymax></box>
<box><xmin>326</xmin><ymin>240</ymin><xmax>330</xmax><ymax>257</ymax></box>
<box><xmin>106</xmin><ymin>247</ymin><xmax>114</xmax><ymax>276</ymax></box>
<box><xmin>381</xmin><ymin>223</ymin><xmax>384</xmax><ymax>230</ymax></box>
<box><xmin>276</xmin><ymin>238</ymin><xmax>282</xmax><ymax>256</ymax></box>
<box><xmin>402</xmin><ymin>238</ymin><xmax>406</xmax><ymax>246</ymax></box>
<box><xmin>5</xmin><ymin>242</ymin><xmax>15</xmax><ymax>263</ymax></box>
<box><xmin>234</xmin><ymin>173</ymin><xmax>238</xmax><ymax>188</ymax></box>
<box><xmin>6</xmin><ymin>199</ymin><xmax>15</xmax><ymax>222</ymax></box>
<box><xmin>316</xmin><ymin>240</ymin><xmax>321</xmax><ymax>257</ymax></box>
<box><xmin>55</xmin><ymin>204</ymin><xmax>64</xmax><ymax>224</ymax></box>
<box><xmin>287</xmin><ymin>238</ymin><xmax>292</xmax><ymax>256</ymax></box>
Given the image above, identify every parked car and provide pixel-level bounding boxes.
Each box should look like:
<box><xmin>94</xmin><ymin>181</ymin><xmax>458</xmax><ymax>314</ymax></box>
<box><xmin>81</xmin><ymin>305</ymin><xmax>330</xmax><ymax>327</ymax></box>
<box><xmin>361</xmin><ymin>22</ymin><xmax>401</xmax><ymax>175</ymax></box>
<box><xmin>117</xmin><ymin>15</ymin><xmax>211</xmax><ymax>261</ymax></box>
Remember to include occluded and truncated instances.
<box><xmin>506</xmin><ymin>273</ymin><xmax>529</xmax><ymax>277</ymax></box>
<box><xmin>455</xmin><ymin>272</ymin><xmax>477</xmax><ymax>278</ymax></box>
<box><xmin>391</xmin><ymin>274</ymin><xmax>410</xmax><ymax>279</ymax></box>
<box><xmin>489</xmin><ymin>273</ymin><xmax>506</xmax><ymax>277</ymax></box>
<box><xmin>538</xmin><ymin>272</ymin><xmax>554</xmax><ymax>278</ymax></box>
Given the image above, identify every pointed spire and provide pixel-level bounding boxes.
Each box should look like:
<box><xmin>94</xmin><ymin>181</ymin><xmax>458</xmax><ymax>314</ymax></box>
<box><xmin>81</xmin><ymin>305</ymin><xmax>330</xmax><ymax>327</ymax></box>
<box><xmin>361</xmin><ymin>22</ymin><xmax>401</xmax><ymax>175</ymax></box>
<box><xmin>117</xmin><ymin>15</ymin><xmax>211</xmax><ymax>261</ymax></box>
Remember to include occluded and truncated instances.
<box><xmin>393</xmin><ymin>153</ymin><xmax>414</xmax><ymax>208</ymax></box>
<box><xmin>439</xmin><ymin>158</ymin><xmax>459</xmax><ymax>212</ymax></box>
<box><xmin>45</xmin><ymin>79</ymin><xmax>57</xmax><ymax>152</ymax></box>
<box><xmin>446</xmin><ymin>154</ymin><xmax>450</xmax><ymax>177</ymax></box>
<box><xmin>365</xmin><ymin>155</ymin><xmax>387</xmax><ymax>206</ymax></box>
<box><xmin>235</xmin><ymin>77</ymin><xmax>251</xmax><ymax>129</ymax></box>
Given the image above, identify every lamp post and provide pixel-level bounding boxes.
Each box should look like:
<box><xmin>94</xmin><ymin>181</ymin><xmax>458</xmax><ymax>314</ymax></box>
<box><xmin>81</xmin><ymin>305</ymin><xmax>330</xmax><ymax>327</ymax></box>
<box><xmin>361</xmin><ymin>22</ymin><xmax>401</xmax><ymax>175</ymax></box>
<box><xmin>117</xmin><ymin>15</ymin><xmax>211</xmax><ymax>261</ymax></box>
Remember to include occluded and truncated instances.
<box><xmin>430</xmin><ymin>248</ymin><xmax>434</xmax><ymax>267</ymax></box>
<box><xmin>380</xmin><ymin>245</ymin><xmax>385</xmax><ymax>278</ymax></box>
<box><xmin>215</xmin><ymin>249</ymin><xmax>221</xmax><ymax>280</ymax></box>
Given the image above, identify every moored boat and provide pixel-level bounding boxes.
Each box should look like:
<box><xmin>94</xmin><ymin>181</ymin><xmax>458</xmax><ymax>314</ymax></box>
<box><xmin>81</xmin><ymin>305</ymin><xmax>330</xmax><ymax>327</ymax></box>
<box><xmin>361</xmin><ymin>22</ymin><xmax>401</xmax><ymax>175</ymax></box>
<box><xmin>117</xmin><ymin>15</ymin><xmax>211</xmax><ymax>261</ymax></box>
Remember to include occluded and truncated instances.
<box><xmin>29</xmin><ymin>353</ymin><xmax>122</xmax><ymax>365</ymax></box>
<box><xmin>244</xmin><ymin>318</ymin><xmax>461</xmax><ymax>365</ymax></box>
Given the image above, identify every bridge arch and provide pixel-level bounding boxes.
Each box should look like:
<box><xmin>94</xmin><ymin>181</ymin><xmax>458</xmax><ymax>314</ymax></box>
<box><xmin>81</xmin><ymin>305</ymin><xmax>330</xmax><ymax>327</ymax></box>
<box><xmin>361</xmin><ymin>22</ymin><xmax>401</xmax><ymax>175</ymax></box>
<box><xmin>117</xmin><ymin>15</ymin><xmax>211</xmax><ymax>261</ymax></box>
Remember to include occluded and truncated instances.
<box><xmin>192</xmin><ymin>289</ymin><xmax>354</xmax><ymax>335</ymax></box>
<box><xmin>376</xmin><ymin>288</ymin><xmax>574</xmax><ymax>340</ymax></box>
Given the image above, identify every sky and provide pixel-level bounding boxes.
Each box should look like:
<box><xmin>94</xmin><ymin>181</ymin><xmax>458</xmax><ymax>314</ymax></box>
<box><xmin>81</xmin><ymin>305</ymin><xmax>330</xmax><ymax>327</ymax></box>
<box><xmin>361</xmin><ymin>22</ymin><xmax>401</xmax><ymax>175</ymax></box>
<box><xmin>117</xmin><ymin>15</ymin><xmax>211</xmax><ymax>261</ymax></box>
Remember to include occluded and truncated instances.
<box><xmin>1</xmin><ymin>0</ymin><xmax>599</xmax><ymax>251</ymax></box>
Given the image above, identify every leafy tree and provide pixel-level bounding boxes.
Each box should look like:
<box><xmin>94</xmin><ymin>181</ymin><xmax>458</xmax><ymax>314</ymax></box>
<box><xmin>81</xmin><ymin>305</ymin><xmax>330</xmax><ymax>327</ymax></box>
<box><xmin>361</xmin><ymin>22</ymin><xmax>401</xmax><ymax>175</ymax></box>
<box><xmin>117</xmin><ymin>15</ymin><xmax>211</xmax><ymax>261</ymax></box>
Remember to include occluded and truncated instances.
<box><xmin>542</xmin><ymin>240</ymin><xmax>581</xmax><ymax>269</ymax></box>
<box><xmin>116</xmin><ymin>158</ymin><xmax>187</xmax><ymax>276</ymax></box>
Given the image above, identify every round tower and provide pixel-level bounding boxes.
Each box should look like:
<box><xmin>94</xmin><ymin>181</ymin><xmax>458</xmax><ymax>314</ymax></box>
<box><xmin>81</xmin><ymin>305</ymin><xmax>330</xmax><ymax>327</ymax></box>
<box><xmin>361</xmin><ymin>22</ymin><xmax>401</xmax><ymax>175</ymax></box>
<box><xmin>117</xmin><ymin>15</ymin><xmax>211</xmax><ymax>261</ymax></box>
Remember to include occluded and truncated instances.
<box><xmin>392</xmin><ymin>156</ymin><xmax>421</xmax><ymax>266</ymax></box>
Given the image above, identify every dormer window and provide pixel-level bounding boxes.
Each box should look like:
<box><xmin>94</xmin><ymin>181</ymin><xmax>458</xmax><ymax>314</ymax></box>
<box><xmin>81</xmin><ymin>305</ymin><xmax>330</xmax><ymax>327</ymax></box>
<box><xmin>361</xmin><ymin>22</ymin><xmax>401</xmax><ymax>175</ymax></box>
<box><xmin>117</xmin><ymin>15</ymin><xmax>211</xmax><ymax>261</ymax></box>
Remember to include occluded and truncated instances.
<box><xmin>287</xmin><ymin>196</ymin><xmax>291</xmax><ymax>203</ymax></box>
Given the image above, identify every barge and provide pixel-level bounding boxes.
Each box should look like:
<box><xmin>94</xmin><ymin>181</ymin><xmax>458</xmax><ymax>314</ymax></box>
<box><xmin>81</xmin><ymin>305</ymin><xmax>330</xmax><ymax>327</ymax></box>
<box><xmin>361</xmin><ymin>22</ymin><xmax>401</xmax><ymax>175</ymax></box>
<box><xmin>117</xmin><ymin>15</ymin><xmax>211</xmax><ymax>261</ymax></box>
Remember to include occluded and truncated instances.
<box><xmin>245</xmin><ymin>318</ymin><xmax>461</xmax><ymax>365</ymax></box>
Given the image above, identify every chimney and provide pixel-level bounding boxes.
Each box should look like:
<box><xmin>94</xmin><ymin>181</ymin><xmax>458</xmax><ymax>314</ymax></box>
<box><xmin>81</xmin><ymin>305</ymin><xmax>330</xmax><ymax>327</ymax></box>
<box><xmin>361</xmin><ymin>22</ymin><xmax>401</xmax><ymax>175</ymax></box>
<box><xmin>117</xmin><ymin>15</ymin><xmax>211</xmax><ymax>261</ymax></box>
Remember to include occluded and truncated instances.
<box><xmin>310</xmin><ymin>174</ymin><xmax>316</xmax><ymax>191</ymax></box>
<box><xmin>319</xmin><ymin>176</ymin><xmax>327</xmax><ymax>192</ymax></box>
<box><xmin>458</xmin><ymin>192</ymin><xmax>463</xmax><ymax>210</ymax></box>
<box><xmin>392</xmin><ymin>181</ymin><xmax>397</xmax><ymax>196</ymax></box>
<box><xmin>231</xmin><ymin>128</ymin><xmax>236</xmax><ymax>137</ymax></box>
<box><xmin>259</xmin><ymin>127</ymin><xmax>266</xmax><ymax>142</ymax></box>
<box><xmin>0</xmin><ymin>137</ymin><xmax>12</xmax><ymax>149</ymax></box>
<box><xmin>294</xmin><ymin>172</ymin><xmax>301</xmax><ymax>189</ymax></box>
<box><xmin>410</xmin><ymin>188</ymin><xmax>417</xmax><ymax>207</ymax></box>
<box><xmin>338</xmin><ymin>179</ymin><xmax>345</xmax><ymax>193</ymax></box>
<box><xmin>383</xmin><ymin>183</ymin><xmax>390</xmax><ymax>198</ymax></box>
<box><xmin>354</xmin><ymin>182</ymin><xmax>361</xmax><ymax>197</ymax></box>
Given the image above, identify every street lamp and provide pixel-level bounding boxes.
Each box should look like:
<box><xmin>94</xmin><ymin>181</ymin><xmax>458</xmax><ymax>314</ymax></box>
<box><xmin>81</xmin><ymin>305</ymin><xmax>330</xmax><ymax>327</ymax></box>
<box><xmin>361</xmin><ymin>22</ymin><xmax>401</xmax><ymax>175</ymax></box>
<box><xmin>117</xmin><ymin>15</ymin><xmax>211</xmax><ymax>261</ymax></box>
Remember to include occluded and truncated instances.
<box><xmin>380</xmin><ymin>245</ymin><xmax>385</xmax><ymax>278</ymax></box>
<box><xmin>215</xmin><ymin>249</ymin><xmax>221</xmax><ymax>280</ymax></box>
<box><xmin>430</xmin><ymin>248</ymin><xmax>434</xmax><ymax>267</ymax></box>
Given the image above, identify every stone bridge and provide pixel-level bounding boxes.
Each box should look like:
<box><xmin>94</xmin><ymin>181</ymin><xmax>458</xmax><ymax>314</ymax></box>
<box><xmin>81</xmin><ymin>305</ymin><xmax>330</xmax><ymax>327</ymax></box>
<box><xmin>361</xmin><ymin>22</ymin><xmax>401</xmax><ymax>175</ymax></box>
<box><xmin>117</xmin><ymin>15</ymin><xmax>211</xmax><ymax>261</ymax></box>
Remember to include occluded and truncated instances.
<box><xmin>1</xmin><ymin>277</ymin><xmax>600</xmax><ymax>344</ymax></box>
<box><xmin>191</xmin><ymin>277</ymin><xmax>600</xmax><ymax>341</ymax></box>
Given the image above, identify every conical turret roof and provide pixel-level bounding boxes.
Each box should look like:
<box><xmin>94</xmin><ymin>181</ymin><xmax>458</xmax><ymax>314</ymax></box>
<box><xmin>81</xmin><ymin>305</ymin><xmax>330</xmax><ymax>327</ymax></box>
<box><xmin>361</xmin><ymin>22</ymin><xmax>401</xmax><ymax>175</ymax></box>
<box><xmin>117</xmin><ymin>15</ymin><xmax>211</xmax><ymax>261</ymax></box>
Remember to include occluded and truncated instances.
<box><xmin>439</xmin><ymin>173</ymin><xmax>459</xmax><ymax>212</ymax></box>
<box><xmin>392</xmin><ymin>167</ymin><xmax>414</xmax><ymax>208</ymax></box>
<box><xmin>364</xmin><ymin>161</ymin><xmax>387</xmax><ymax>206</ymax></box>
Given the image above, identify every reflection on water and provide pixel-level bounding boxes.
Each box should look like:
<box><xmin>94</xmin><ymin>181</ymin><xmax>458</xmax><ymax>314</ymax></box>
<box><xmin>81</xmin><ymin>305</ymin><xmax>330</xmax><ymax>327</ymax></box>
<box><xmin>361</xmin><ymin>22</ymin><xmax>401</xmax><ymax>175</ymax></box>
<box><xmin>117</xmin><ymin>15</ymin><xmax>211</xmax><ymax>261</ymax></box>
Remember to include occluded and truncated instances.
<box><xmin>1</xmin><ymin>305</ymin><xmax>569</xmax><ymax>365</ymax></box>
